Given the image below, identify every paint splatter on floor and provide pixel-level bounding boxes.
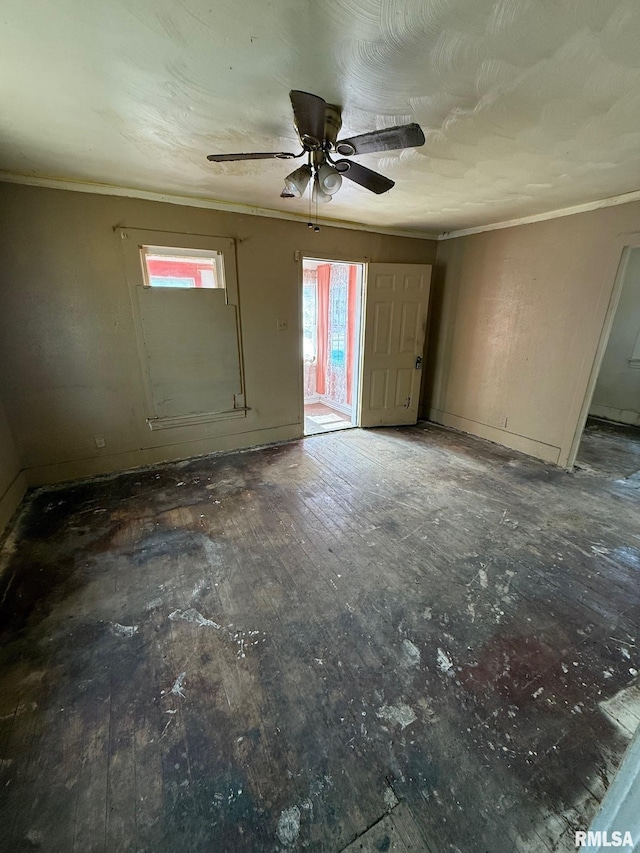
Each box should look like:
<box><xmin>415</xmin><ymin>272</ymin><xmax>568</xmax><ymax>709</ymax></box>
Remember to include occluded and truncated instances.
<box><xmin>0</xmin><ymin>421</ymin><xmax>638</xmax><ymax>852</ymax></box>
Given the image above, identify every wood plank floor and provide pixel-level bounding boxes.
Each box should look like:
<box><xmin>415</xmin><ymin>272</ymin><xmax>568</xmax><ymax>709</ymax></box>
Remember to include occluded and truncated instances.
<box><xmin>0</xmin><ymin>420</ymin><xmax>639</xmax><ymax>852</ymax></box>
<box><xmin>576</xmin><ymin>416</ymin><xmax>640</xmax><ymax>479</ymax></box>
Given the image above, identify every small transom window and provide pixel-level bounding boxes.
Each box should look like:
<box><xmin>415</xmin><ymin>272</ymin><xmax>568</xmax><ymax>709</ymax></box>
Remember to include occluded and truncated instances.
<box><xmin>141</xmin><ymin>245</ymin><xmax>225</xmax><ymax>289</ymax></box>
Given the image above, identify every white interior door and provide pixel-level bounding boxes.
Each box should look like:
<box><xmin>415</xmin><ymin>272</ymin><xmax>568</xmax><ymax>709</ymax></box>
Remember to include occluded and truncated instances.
<box><xmin>360</xmin><ymin>263</ymin><xmax>432</xmax><ymax>427</ymax></box>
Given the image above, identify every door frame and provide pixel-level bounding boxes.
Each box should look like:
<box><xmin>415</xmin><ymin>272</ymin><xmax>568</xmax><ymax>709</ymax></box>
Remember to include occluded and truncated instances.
<box><xmin>298</xmin><ymin>253</ymin><xmax>368</xmax><ymax>432</ymax></box>
<box><xmin>565</xmin><ymin>231</ymin><xmax>640</xmax><ymax>469</ymax></box>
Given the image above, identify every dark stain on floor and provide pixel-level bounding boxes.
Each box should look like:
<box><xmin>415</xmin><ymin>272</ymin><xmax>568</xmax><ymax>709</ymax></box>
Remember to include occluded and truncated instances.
<box><xmin>0</xmin><ymin>420</ymin><xmax>638</xmax><ymax>852</ymax></box>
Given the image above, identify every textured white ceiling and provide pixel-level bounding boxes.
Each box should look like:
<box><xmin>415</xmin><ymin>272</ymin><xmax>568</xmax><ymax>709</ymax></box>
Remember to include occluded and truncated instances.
<box><xmin>1</xmin><ymin>0</ymin><xmax>640</xmax><ymax>233</ymax></box>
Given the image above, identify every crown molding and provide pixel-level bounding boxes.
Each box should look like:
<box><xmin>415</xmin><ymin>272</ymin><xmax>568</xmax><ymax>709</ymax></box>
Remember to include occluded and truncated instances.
<box><xmin>3</xmin><ymin>171</ymin><xmax>639</xmax><ymax>242</ymax></box>
<box><xmin>438</xmin><ymin>188</ymin><xmax>640</xmax><ymax>240</ymax></box>
<box><xmin>0</xmin><ymin>171</ymin><xmax>439</xmax><ymax>241</ymax></box>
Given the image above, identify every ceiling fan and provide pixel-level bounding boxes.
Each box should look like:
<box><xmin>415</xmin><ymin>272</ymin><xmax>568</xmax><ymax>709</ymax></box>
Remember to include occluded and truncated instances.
<box><xmin>207</xmin><ymin>90</ymin><xmax>425</xmax><ymax>210</ymax></box>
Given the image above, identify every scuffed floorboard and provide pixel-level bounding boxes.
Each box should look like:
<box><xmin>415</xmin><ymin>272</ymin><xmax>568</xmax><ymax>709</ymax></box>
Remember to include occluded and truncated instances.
<box><xmin>339</xmin><ymin>801</ymin><xmax>430</xmax><ymax>852</ymax></box>
<box><xmin>0</xmin><ymin>420</ymin><xmax>638</xmax><ymax>852</ymax></box>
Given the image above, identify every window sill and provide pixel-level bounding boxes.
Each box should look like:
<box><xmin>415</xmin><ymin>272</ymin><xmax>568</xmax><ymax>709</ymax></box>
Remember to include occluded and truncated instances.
<box><xmin>146</xmin><ymin>408</ymin><xmax>248</xmax><ymax>431</ymax></box>
<box><xmin>628</xmin><ymin>359</ymin><xmax>640</xmax><ymax>369</ymax></box>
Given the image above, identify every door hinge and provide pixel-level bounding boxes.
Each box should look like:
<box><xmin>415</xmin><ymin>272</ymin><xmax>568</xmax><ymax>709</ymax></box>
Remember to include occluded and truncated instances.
<box><xmin>415</xmin><ymin>356</ymin><xmax>423</xmax><ymax>369</ymax></box>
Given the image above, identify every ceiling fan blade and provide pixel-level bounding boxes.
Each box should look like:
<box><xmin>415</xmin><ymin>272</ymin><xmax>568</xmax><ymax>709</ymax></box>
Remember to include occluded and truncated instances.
<box><xmin>207</xmin><ymin>152</ymin><xmax>297</xmax><ymax>162</ymax></box>
<box><xmin>334</xmin><ymin>159</ymin><xmax>394</xmax><ymax>194</ymax></box>
<box><xmin>289</xmin><ymin>90</ymin><xmax>327</xmax><ymax>148</ymax></box>
<box><xmin>335</xmin><ymin>123</ymin><xmax>425</xmax><ymax>156</ymax></box>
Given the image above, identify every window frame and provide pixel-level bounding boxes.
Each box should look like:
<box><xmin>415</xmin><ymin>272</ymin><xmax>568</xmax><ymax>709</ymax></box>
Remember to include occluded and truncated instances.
<box><xmin>117</xmin><ymin>227</ymin><xmax>246</xmax><ymax>431</ymax></box>
<box><xmin>141</xmin><ymin>245</ymin><xmax>226</xmax><ymax>291</ymax></box>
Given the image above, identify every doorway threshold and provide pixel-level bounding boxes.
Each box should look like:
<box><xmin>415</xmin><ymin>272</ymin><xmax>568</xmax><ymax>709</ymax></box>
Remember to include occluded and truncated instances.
<box><xmin>304</xmin><ymin>402</ymin><xmax>354</xmax><ymax>436</ymax></box>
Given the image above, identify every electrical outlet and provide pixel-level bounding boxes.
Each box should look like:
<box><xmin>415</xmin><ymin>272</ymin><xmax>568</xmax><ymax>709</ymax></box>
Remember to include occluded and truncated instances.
<box><xmin>277</xmin><ymin>319</ymin><xmax>288</xmax><ymax>331</ymax></box>
<box><xmin>94</xmin><ymin>435</ymin><xmax>106</xmax><ymax>448</ymax></box>
<box><xmin>498</xmin><ymin>416</ymin><xmax>508</xmax><ymax>429</ymax></box>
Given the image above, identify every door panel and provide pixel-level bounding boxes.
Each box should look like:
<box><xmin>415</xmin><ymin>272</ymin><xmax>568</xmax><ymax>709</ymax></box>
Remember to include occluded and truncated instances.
<box><xmin>360</xmin><ymin>263</ymin><xmax>432</xmax><ymax>427</ymax></box>
<box><xmin>395</xmin><ymin>368</ymin><xmax>414</xmax><ymax>407</ymax></box>
<box><xmin>370</xmin><ymin>369</ymin><xmax>389</xmax><ymax>410</ymax></box>
<box><xmin>400</xmin><ymin>303</ymin><xmax>420</xmax><ymax>353</ymax></box>
<box><xmin>373</xmin><ymin>302</ymin><xmax>393</xmax><ymax>354</ymax></box>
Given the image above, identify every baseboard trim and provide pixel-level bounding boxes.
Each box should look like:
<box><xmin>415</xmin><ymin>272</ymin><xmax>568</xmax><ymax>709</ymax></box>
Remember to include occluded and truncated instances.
<box><xmin>0</xmin><ymin>471</ymin><xmax>28</xmax><ymax>535</ymax></box>
<box><xmin>24</xmin><ymin>423</ymin><xmax>302</xmax><ymax>487</ymax></box>
<box><xmin>427</xmin><ymin>408</ymin><xmax>562</xmax><ymax>465</ymax></box>
<box><xmin>589</xmin><ymin>405</ymin><xmax>640</xmax><ymax>428</ymax></box>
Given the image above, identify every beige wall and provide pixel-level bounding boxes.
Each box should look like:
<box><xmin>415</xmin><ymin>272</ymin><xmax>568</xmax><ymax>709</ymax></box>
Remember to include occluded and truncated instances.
<box><xmin>0</xmin><ymin>397</ymin><xmax>25</xmax><ymax>533</ymax></box>
<box><xmin>4</xmin><ymin>180</ymin><xmax>636</xmax><ymax>491</ymax></box>
<box><xmin>423</xmin><ymin>202</ymin><xmax>640</xmax><ymax>468</ymax></box>
<box><xmin>590</xmin><ymin>247</ymin><xmax>640</xmax><ymax>426</ymax></box>
<box><xmin>0</xmin><ymin>183</ymin><xmax>436</xmax><ymax>486</ymax></box>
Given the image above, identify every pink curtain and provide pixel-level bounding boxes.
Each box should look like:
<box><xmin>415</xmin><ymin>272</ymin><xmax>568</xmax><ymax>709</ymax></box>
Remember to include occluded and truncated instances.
<box><xmin>315</xmin><ymin>264</ymin><xmax>331</xmax><ymax>396</ymax></box>
<box><xmin>346</xmin><ymin>265</ymin><xmax>358</xmax><ymax>405</ymax></box>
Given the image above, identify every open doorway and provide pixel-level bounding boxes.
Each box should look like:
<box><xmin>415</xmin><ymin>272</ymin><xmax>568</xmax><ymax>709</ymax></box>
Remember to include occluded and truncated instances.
<box><xmin>574</xmin><ymin>246</ymin><xmax>640</xmax><ymax>478</ymax></box>
<box><xmin>302</xmin><ymin>259</ymin><xmax>364</xmax><ymax>436</ymax></box>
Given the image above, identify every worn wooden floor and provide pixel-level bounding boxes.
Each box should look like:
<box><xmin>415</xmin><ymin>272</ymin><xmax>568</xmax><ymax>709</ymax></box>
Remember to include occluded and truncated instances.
<box><xmin>576</xmin><ymin>416</ymin><xmax>640</xmax><ymax>480</ymax></box>
<box><xmin>0</xmin><ymin>420</ymin><xmax>639</xmax><ymax>853</ymax></box>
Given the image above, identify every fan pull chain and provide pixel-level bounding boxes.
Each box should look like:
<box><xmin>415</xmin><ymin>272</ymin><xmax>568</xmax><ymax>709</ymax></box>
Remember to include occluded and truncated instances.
<box><xmin>307</xmin><ymin>155</ymin><xmax>315</xmax><ymax>230</ymax></box>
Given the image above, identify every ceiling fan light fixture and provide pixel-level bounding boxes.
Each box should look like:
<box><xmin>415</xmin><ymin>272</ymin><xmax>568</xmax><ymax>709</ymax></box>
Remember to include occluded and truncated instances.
<box><xmin>283</xmin><ymin>164</ymin><xmax>312</xmax><ymax>197</ymax></box>
<box><xmin>318</xmin><ymin>163</ymin><xmax>342</xmax><ymax>195</ymax></box>
<box><xmin>335</xmin><ymin>141</ymin><xmax>356</xmax><ymax>156</ymax></box>
<box><xmin>312</xmin><ymin>176</ymin><xmax>332</xmax><ymax>204</ymax></box>
<box><xmin>207</xmin><ymin>90</ymin><xmax>425</xmax><ymax>211</ymax></box>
